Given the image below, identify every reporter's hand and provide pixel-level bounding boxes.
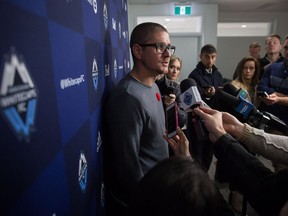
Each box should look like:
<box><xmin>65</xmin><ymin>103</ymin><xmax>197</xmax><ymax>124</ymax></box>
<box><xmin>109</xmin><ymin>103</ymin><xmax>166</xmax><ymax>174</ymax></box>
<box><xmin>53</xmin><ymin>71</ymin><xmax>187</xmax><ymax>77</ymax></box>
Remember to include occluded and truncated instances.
<box><xmin>222</xmin><ymin>112</ymin><xmax>244</xmax><ymax>139</ymax></box>
<box><xmin>260</xmin><ymin>93</ymin><xmax>278</xmax><ymax>106</ymax></box>
<box><xmin>164</xmin><ymin>94</ymin><xmax>176</xmax><ymax>106</ymax></box>
<box><xmin>164</xmin><ymin>127</ymin><xmax>191</xmax><ymax>157</ymax></box>
<box><xmin>193</xmin><ymin>106</ymin><xmax>226</xmax><ymax>143</ymax></box>
<box><xmin>204</xmin><ymin>86</ymin><xmax>215</xmax><ymax>97</ymax></box>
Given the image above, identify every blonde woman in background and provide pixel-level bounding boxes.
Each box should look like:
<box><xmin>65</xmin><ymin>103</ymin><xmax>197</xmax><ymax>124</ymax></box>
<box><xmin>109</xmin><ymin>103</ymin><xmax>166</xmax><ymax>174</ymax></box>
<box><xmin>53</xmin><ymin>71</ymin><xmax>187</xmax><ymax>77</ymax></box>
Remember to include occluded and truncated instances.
<box><xmin>166</xmin><ymin>54</ymin><xmax>182</xmax><ymax>82</ymax></box>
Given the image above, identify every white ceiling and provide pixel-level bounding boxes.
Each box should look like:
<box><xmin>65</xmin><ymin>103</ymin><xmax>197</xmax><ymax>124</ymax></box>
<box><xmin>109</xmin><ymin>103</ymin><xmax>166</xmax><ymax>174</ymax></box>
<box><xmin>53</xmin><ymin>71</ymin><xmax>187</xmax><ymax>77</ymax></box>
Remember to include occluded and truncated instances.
<box><xmin>127</xmin><ymin>0</ymin><xmax>288</xmax><ymax>12</ymax></box>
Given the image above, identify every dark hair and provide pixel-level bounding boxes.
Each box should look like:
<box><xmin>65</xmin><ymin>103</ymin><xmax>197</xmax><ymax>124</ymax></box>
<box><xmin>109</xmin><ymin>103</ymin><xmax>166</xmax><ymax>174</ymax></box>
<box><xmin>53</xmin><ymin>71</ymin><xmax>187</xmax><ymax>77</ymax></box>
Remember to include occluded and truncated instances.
<box><xmin>129</xmin><ymin>22</ymin><xmax>168</xmax><ymax>49</ymax></box>
<box><xmin>200</xmin><ymin>44</ymin><xmax>217</xmax><ymax>55</ymax></box>
<box><xmin>235</xmin><ymin>56</ymin><xmax>260</xmax><ymax>86</ymax></box>
<box><xmin>127</xmin><ymin>155</ymin><xmax>219</xmax><ymax>216</ymax></box>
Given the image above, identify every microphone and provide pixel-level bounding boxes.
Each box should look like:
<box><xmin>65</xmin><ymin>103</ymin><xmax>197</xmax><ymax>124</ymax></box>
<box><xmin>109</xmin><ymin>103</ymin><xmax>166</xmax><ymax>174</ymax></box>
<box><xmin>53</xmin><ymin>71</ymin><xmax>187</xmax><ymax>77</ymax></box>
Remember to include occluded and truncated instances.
<box><xmin>180</xmin><ymin>78</ymin><xmax>209</xmax><ymax>140</ymax></box>
<box><xmin>217</xmin><ymin>90</ymin><xmax>288</xmax><ymax>134</ymax></box>
<box><xmin>179</xmin><ymin>78</ymin><xmax>208</xmax><ymax>112</ymax></box>
<box><xmin>180</xmin><ymin>78</ymin><xmax>212</xmax><ymax>172</ymax></box>
<box><xmin>218</xmin><ymin>90</ymin><xmax>259</xmax><ymax>119</ymax></box>
<box><xmin>223</xmin><ymin>83</ymin><xmax>248</xmax><ymax>99</ymax></box>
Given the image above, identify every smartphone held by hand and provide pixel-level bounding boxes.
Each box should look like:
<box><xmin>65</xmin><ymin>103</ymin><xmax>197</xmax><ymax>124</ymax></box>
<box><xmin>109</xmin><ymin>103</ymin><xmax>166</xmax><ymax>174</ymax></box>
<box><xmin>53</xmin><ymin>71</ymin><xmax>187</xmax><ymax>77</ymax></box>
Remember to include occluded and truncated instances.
<box><xmin>166</xmin><ymin>102</ymin><xmax>178</xmax><ymax>138</ymax></box>
<box><xmin>257</xmin><ymin>91</ymin><xmax>268</xmax><ymax>97</ymax></box>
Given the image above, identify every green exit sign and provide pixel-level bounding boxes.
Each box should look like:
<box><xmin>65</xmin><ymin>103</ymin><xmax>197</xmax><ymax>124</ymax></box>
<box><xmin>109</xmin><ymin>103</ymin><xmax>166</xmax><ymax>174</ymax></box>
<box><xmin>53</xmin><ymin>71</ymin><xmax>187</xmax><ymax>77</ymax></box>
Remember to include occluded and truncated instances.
<box><xmin>174</xmin><ymin>6</ymin><xmax>191</xmax><ymax>15</ymax></box>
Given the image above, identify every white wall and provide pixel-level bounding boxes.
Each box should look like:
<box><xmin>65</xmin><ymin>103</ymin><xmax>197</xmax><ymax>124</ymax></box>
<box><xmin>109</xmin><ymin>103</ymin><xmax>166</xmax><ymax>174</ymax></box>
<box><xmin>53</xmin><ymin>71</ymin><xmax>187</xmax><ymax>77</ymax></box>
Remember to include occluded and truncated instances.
<box><xmin>127</xmin><ymin>3</ymin><xmax>218</xmax><ymax>81</ymax></box>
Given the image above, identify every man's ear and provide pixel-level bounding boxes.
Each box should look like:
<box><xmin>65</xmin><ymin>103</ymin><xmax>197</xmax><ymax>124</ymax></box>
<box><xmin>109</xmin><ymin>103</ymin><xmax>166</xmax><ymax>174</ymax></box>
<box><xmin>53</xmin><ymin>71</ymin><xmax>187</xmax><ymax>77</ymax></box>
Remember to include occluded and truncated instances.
<box><xmin>132</xmin><ymin>44</ymin><xmax>143</xmax><ymax>60</ymax></box>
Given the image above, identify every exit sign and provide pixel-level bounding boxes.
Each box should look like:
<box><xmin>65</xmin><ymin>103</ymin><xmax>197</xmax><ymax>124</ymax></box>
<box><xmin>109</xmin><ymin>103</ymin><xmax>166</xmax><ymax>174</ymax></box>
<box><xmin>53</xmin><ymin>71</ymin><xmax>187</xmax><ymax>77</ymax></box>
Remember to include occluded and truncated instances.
<box><xmin>174</xmin><ymin>6</ymin><xmax>191</xmax><ymax>15</ymax></box>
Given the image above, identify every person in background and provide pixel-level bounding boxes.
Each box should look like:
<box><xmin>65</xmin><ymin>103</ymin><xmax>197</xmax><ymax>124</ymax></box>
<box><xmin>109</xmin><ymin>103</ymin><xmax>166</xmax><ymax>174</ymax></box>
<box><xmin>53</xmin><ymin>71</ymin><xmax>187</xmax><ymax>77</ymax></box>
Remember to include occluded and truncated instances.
<box><xmin>186</xmin><ymin>44</ymin><xmax>222</xmax><ymax>172</ymax></box>
<box><xmin>155</xmin><ymin>55</ymin><xmax>187</xmax><ymax>156</ymax></box>
<box><xmin>231</xmin><ymin>56</ymin><xmax>261</xmax><ymax>107</ymax></box>
<box><xmin>258</xmin><ymin>34</ymin><xmax>284</xmax><ymax>79</ymax></box>
<box><xmin>248</xmin><ymin>41</ymin><xmax>261</xmax><ymax>59</ymax></box>
<box><xmin>224</xmin><ymin>56</ymin><xmax>261</xmax><ymax>213</ymax></box>
<box><xmin>188</xmin><ymin>44</ymin><xmax>223</xmax><ymax>108</ymax></box>
<box><xmin>257</xmin><ymin>34</ymin><xmax>288</xmax><ymax>126</ymax></box>
<box><xmin>103</xmin><ymin>22</ymin><xmax>177</xmax><ymax>216</ymax></box>
<box><xmin>156</xmin><ymin>54</ymin><xmax>182</xmax><ymax>107</ymax></box>
<box><xmin>232</xmin><ymin>42</ymin><xmax>261</xmax><ymax>79</ymax></box>
<box><xmin>257</xmin><ymin>34</ymin><xmax>288</xmax><ymax>172</ymax></box>
<box><xmin>166</xmin><ymin>54</ymin><xmax>182</xmax><ymax>82</ymax></box>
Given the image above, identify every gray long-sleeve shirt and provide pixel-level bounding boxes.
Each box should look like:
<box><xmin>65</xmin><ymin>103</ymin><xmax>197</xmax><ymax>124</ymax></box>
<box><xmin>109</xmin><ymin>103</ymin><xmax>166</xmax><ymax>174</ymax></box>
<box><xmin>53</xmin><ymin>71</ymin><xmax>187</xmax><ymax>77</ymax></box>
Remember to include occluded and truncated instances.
<box><xmin>104</xmin><ymin>73</ymin><xmax>168</xmax><ymax>204</ymax></box>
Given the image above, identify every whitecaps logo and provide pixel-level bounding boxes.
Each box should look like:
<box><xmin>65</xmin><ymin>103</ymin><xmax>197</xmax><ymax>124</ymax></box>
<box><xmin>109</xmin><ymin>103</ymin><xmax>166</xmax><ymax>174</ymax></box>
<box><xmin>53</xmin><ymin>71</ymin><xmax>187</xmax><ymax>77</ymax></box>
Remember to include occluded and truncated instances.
<box><xmin>103</xmin><ymin>2</ymin><xmax>108</xmax><ymax>30</ymax></box>
<box><xmin>113</xmin><ymin>59</ymin><xmax>117</xmax><ymax>79</ymax></box>
<box><xmin>119</xmin><ymin>22</ymin><xmax>121</xmax><ymax>39</ymax></box>
<box><xmin>92</xmin><ymin>58</ymin><xmax>98</xmax><ymax>91</ymax></box>
<box><xmin>0</xmin><ymin>49</ymin><xmax>38</xmax><ymax>141</ymax></box>
<box><xmin>87</xmin><ymin>0</ymin><xmax>97</xmax><ymax>14</ymax></box>
<box><xmin>96</xmin><ymin>131</ymin><xmax>102</xmax><ymax>152</ymax></box>
<box><xmin>105</xmin><ymin>64</ymin><xmax>110</xmax><ymax>77</ymax></box>
<box><xmin>112</xmin><ymin>18</ymin><xmax>116</xmax><ymax>31</ymax></box>
<box><xmin>78</xmin><ymin>151</ymin><xmax>88</xmax><ymax>193</ymax></box>
<box><xmin>60</xmin><ymin>74</ymin><xmax>85</xmax><ymax>90</ymax></box>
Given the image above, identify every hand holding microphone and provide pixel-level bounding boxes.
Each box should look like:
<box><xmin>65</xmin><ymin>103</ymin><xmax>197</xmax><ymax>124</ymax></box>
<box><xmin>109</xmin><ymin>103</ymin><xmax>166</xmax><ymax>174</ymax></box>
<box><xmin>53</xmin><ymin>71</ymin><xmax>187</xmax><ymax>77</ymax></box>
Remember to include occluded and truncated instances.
<box><xmin>193</xmin><ymin>107</ymin><xmax>227</xmax><ymax>143</ymax></box>
<box><xmin>179</xmin><ymin>78</ymin><xmax>210</xmax><ymax>141</ymax></box>
<box><xmin>163</xmin><ymin>94</ymin><xmax>176</xmax><ymax>106</ymax></box>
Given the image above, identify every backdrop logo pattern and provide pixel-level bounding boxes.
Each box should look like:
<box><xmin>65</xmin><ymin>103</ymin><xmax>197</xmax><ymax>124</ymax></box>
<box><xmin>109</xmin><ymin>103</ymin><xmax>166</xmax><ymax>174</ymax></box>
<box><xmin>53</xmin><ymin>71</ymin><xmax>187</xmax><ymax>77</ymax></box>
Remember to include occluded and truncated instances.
<box><xmin>92</xmin><ymin>57</ymin><xmax>99</xmax><ymax>91</ymax></box>
<box><xmin>60</xmin><ymin>74</ymin><xmax>85</xmax><ymax>90</ymax></box>
<box><xmin>0</xmin><ymin>49</ymin><xmax>38</xmax><ymax>141</ymax></box>
<box><xmin>105</xmin><ymin>64</ymin><xmax>110</xmax><ymax>77</ymax></box>
<box><xmin>113</xmin><ymin>59</ymin><xmax>117</xmax><ymax>79</ymax></box>
<box><xmin>112</xmin><ymin>18</ymin><xmax>116</xmax><ymax>30</ymax></box>
<box><xmin>119</xmin><ymin>22</ymin><xmax>122</xmax><ymax>39</ymax></box>
<box><xmin>78</xmin><ymin>151</ymin><xmax>88</xmax><ymax>193</ymax></box>
<box><xmin>96</xmin><ymin>131</ymin><xmax>102</xmax><ymax>152</ymax></box>
<box><xmin>103</xmin><ymin>2</ymin><xmax>108</xmax><ymax>30</ymax></box>
<box><xmin>87</xmin><ymin>0</ymin><xmax>98</xmax><ymax>14</ymax></box>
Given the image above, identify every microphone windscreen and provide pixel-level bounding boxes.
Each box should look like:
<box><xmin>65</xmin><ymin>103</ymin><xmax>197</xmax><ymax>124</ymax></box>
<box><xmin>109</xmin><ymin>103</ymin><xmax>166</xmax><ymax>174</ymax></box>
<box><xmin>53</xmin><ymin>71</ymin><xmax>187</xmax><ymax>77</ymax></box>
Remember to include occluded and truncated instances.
<box><xmin>180</xmin><ymin>78</ymin><xmax>197</xmax><ymax>93</ymax></box>
<box><xmin>218</xmin><ymin>90</ymin><xmax>240</xmax><ymax>108</ymax></box>
<box><xmin>223</xmin><ymin>83</ymin><xmax>238</xmax><ymax>96</ymax></box>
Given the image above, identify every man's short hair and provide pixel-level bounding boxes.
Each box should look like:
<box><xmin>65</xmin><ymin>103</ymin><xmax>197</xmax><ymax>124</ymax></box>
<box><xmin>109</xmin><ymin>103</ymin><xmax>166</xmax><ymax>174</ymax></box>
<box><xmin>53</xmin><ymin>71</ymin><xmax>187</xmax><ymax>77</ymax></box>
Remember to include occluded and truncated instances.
<box><xmin>265</xmin><ymin>33</ymin><xmax>281</xmax><ymax>44</ymax></box>
<box><xmin>200</xmin><ymin>44</ymin><xmax>217</xmax><ymax>55</ymax></box>
<box><xmin>129</xmin><ymin>22</ymin><xmax>168</xmax><ymax>49</ymax></box>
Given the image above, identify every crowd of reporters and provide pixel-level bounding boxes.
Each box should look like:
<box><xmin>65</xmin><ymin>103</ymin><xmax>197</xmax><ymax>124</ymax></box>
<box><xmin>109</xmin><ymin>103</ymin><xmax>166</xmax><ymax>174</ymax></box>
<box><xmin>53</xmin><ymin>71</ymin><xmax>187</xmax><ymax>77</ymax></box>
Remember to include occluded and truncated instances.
<box><xmin>103</xmin><ymin>22</ymin><xmax>288</xmax><ymax>216</ymax></box>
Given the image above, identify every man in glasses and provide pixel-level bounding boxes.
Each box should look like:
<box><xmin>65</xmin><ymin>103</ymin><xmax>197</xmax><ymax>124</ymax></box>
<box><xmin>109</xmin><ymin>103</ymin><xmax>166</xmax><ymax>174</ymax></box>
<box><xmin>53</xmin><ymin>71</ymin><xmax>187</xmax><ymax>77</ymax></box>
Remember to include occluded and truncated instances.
<box><xmin>103</xmin><ymin>22</ymin><xmax>178</xmax><ymax>216</ymax></box>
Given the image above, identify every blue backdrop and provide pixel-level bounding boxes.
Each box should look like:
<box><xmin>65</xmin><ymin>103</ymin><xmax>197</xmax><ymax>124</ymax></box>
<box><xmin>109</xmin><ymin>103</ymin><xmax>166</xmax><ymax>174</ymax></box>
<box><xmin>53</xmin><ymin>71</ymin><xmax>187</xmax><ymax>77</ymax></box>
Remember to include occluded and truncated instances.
<box><xmin>0</xmin><ymin>0</ymin><xmax>130</xmax><ymax>215</ymax></box>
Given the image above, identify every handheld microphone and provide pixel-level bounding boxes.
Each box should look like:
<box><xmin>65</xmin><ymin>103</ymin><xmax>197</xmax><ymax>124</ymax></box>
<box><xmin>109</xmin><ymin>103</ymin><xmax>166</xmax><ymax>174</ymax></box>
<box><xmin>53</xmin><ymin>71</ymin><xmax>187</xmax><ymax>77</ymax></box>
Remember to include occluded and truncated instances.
<box><xmin>223</xmin><ymin>83</ymin><xmax>248</xmax><ymax>99</ymax></box>
<box><xmin>218</xmin><ymin>90</ymin><xmax>258</xmax><ymax>119</ymax></box>
<box><xmin>179</xmin><ymin>78</ymin><xmax>208</xmax><ymax>112</ymax></box>
<box><xmin>218</xmin><ymin>90</ymin><xmax>288</xmax><ymax>134</ymax></box>
<box><xmin>167</xmin><ymin>85</ymin><xmax>176</xmax><ymax>96</ymax></box>
<box><xmin>180</xmin><ymin>78</ymin><xmax>212</xmax><ymax>172</ymax></box>
<box><xmin>180</xmin><ymin>78</ymin><xmax>209</xmax><ymax>140</ymax></box>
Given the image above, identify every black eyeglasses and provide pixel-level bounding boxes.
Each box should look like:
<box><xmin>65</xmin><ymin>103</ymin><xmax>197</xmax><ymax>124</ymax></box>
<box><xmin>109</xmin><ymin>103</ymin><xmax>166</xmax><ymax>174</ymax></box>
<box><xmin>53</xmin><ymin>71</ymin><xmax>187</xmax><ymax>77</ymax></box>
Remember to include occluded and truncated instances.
<box><xmin>139</xmin><ymin>43</ymin><xmax>176</xmax><ymax>54</ymax></box>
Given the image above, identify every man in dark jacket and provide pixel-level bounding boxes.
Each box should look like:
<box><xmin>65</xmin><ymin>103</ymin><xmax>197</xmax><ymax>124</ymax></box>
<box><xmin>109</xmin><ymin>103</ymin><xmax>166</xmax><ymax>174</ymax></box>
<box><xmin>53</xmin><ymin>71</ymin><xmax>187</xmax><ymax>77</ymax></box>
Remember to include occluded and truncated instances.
<box><xmin>188</xmin><ymin>44</ymin><xmax>223</xmax><ymax>109</ymax></box>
